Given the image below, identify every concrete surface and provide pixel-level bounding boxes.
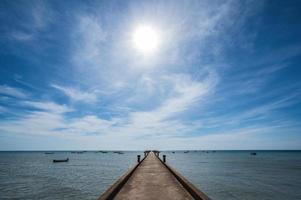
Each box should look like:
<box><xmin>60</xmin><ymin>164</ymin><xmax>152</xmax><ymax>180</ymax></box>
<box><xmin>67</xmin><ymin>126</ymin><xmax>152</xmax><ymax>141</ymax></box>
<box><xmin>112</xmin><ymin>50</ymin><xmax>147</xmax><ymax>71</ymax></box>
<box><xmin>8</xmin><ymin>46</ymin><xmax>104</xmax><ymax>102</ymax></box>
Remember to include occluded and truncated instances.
<box><xmin>114</xmin><ymin>152</ymin><xmax>193</xmax><ymax>200</ymax></box>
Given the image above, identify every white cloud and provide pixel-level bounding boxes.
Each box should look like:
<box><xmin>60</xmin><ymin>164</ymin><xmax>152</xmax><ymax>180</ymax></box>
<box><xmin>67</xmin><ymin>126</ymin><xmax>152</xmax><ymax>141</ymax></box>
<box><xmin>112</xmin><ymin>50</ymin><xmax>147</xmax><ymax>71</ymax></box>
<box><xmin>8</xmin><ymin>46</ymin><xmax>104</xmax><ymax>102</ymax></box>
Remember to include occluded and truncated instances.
<box><xmin>1</xmin><ymin>78</ymin><xmax>299</xmax><ymax>150</ymax></box>
<box><xmin>10</xmin><ymin>31</ymin><xmax>34</xmax><ymax>41</ymax></box>
<box><xmin>0</xmin><ymin>85</ymin><xmax>27</xmax><ymax>98</ymax></box>
<box><xmin>104</xmin><ymin>71</ymin><xmax>219</xmax><ymax>140</ymax></box>
<box><xmin>51</xmin><ymin>84</ymin><xmax>98</xmax><ymax>103</ymax></box>
<box><xmin>72</xmin><ymin>15</ymin><xmax>107</xmax><ymax>66</ymax></box>
<box><xmin>23</xmin><ymin>101</ymin><xmax>73</xmax><ymax>114</ymax></box>
<box><xmin>0</xmin><ymin>72</ymin><xmax>217</xmax><ymax>141</ymax></box>
<box><xmin>197</xmin><ymin>91</ymin><xmax>301</xmax><ymax>130</ymax></box>
<box><xmin>133</xmin><ymin>72</ymin><xmax>217</xmax><ymax>121</ymax></box>
<box><xmin>9</xmin><ymin>1</ymin><xmax>54</xmax><ymax>42</ymax></box>
<box><xmin>31</xmin><ymin>0</ymin><xmax>54</xmax><ymax>29</ymax></box>
<box><xmin>66</xmin><ymin>115</ymin><xmax>115</xmax><ymax>135</ymax></box>
<box><xmin>0</xmin><ymin>111</ymin><xmax>66</xmax><ymax>136</ymax></box>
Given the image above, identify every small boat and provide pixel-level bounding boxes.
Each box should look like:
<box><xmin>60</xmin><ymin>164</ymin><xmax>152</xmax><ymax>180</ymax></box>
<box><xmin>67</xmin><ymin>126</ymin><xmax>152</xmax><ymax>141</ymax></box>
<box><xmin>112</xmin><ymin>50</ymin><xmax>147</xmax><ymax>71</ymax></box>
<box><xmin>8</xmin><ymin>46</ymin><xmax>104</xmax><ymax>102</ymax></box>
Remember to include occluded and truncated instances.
<box><xmin>45</xmin><ymin>152</ymin><xmax>54</xmax><ymax>154</ymax></box>
<box><xmin>250</xmin><ymin>152</ymin><xmax>257</xmax><ymax>156</ymax></box>
<box><xmin>53</xmin><ymin>158</ymin><xmax>69</xmax><ymax>163</ymax></box>
<box><xmin>71</xmin><ymin>151</ymin><xmax>84</xmax><ymax>154</ymax></box>
<box><xmin>113</xmin><ymin>151</ymin><xmax>124</xmax><ymax>154</ymax></box>
<box><xmin>184</xmin><ymin>151</ymin><xmax>189</xmax><ymax>153</ymax></box>
<box><xmin>172</xmin><ymin>151</ymin><xmax>175</xmax><ymax>153</ymax></box>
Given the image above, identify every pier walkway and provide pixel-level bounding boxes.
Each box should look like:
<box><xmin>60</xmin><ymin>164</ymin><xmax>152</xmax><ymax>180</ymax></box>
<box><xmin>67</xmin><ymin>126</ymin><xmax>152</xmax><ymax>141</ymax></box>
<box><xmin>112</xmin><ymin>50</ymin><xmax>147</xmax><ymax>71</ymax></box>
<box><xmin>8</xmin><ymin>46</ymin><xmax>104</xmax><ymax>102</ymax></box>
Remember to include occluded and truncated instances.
<box><xmin>98</xmin><ymin>151</ymin><xmax>210</xmax><ymax>200</ymax></box>
<box><xmin>114</xmin><ymin>152</ymin><xmax>192</xmax><ymax>200</ymax></box>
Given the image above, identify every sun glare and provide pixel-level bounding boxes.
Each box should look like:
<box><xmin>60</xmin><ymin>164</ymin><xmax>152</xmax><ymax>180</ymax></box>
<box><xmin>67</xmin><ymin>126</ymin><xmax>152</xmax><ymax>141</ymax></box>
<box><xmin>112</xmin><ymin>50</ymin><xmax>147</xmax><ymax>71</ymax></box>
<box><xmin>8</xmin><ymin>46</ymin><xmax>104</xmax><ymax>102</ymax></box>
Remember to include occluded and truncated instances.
<box><xmin>132</xmin><ymin>25</ymin><xmax>160</xmax><ymax>54</ymax></box>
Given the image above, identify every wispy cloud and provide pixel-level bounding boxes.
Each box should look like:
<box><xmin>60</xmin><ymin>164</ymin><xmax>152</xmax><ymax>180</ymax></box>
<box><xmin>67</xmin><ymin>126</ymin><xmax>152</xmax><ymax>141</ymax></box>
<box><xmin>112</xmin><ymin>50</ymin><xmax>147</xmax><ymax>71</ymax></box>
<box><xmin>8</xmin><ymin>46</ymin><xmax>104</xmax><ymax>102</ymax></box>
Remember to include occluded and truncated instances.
<box><xmin>23</xmin><ymin>101</ymin><xmax>73</xmax><ymax>114</ymax></box>
<box><xmin>201</xmin><ymin>93</ymin><xmax>301</xmax><ymax>130</ymax></box>
<box><xmin>0</xmin><ymin>85</ymin><xmax>27</xmax><ymax>99</ymax></box>
<box><xmin>72</xmin><ymin>15</ymin><xmax>107</xmax><ymax>66</ymax></box>
<box><xmin>10</xmin><ymin>31</ymin><xmax>34</xmax><ymax>42</ymax></box>
<box><xmin>7</xmin><ymin>0</ymin><xmax>54</xmax><ymax>42</ymax></box>
<box><xmin>0</xmin><ymin>71</ymin><xmax>216</xmax><ymax>138</ymax></box>
<box><xmin>99</xmin><ymin>71</ymin><xmax>218</xmax><ymax>140</ymax></box>
<box><xmin>51</xmin><ymin>84</ymin><xmax>98</xmax><ymax>103</ymax></box>
<box><xmin>66</xmin><ymin>115</ymin><xmax>115</xmax><ymax>135</ymax></box>
<box><xmin>0</xmin><ymin>110</ymin><xmax>66</xmax><ymax>136</ymax></box>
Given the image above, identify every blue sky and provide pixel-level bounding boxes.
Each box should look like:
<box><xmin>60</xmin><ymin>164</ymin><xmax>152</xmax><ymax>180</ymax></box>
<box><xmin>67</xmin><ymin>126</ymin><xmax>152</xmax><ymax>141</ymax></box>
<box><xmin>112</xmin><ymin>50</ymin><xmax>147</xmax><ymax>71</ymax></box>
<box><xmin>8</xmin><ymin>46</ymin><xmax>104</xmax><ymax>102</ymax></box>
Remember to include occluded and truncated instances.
<box><xmin>0</xmin><ymin>0</ymin><xmax>300</xmax><ymax>150</ymax></box>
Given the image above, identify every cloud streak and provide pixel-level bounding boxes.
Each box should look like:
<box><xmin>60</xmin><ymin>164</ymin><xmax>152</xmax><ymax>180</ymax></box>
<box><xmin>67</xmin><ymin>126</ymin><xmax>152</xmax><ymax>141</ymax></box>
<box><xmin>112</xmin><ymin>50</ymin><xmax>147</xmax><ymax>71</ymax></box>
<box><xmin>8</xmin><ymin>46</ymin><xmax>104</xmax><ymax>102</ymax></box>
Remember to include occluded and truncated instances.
<box><xmin>51</xmin><ymin>84</ymin><xmax>98</xmax><ymax>103</ymax></box>
<box><xmin>0</xmin><ymin>85</ymin><xmax>28</xmax><ymax>99</ymax></box>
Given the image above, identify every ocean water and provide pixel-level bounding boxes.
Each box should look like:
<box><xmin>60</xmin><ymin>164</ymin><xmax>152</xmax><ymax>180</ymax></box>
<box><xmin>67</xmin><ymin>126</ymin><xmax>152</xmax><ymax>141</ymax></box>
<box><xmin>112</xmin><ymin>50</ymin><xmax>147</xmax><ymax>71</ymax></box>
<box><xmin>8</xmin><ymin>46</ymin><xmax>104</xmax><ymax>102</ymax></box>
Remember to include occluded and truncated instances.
<box><xmin>0</xmin><ymin>151</ymin><xmax>300</xmax><ymax>200</ymax></box>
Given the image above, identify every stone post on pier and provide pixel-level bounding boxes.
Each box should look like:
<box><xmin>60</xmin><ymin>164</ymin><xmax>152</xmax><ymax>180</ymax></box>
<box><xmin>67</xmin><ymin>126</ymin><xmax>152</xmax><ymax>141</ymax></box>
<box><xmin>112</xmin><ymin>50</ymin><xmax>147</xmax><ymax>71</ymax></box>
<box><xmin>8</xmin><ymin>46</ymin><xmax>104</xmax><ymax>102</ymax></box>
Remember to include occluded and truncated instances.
<box><xmin>144</xmin><ymin>150</ymin><xmax>151</xmax><ymax>157</ymax></box>
<box><xmin>153</xmin><ymin>150</ymin><xmax>160</xmax><ymax>157</ymax></box>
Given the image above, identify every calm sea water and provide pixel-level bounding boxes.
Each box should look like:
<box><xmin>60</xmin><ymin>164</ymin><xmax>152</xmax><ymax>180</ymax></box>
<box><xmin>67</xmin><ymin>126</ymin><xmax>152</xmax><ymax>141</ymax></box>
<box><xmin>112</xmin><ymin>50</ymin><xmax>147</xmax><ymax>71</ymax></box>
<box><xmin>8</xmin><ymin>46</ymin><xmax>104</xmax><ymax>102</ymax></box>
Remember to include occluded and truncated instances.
<box><xmin>0</xmin><ymin>151</ymin><xmax>300</xmax><ymax>200</ymax></box>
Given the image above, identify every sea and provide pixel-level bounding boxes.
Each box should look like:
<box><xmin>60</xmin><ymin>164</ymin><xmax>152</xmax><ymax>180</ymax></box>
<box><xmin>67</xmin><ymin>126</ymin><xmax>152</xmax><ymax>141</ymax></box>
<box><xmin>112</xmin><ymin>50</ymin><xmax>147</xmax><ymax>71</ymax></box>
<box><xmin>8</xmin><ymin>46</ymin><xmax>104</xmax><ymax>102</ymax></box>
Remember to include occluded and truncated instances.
<box><xmin>0</xmin><ymin>150</ymin><xmax>300</xmax><ymax>200</ymax></box>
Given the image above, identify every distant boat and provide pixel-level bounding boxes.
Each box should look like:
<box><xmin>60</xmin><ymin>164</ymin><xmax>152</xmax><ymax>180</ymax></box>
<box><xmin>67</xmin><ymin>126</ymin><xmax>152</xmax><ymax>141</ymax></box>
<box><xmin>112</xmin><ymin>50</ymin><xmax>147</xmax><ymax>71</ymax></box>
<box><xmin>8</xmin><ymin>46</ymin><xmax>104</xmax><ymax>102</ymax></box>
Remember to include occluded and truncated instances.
<box><xmin>70</xmin><ymin>151</ymin><xmax>85</xmax><ymax>154</ymax></box>
<box><xmin>184</xmin><ymin>151</ymin><xmax>189</xmax><ymax>153</ymax></box>
<box><xmin>250</xmin><ymin>152</ymin><xmax>257</xmax><ymax>156</ymax></box>
<box><xmin>172</xmin><ymin>151</ymin><xmax>175</xmax><ymax>153</ymax></box>
<box><xmin>45</xmin><ymin>152</ymin><xmax>54</xmax><ymax>154</ymax></box>
<box><xmin>53</xmin><ymin>158</ymin><xmax>69</xmax><ymax>163</ymax></box>
<box><xmin>113</xmin><ymin>151</ymin><xmax>124</xmax><ymax>154</ymax></box>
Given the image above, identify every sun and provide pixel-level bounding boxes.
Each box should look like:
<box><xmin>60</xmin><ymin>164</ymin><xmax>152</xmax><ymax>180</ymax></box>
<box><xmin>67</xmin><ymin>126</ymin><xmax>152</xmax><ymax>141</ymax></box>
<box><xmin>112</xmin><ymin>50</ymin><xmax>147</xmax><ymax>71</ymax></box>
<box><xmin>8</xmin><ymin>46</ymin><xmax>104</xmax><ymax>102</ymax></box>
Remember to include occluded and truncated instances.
<box><xmin>132</xmin><ymin>25</ymin><xmax>160</xmax><ymax>54</ymax></box>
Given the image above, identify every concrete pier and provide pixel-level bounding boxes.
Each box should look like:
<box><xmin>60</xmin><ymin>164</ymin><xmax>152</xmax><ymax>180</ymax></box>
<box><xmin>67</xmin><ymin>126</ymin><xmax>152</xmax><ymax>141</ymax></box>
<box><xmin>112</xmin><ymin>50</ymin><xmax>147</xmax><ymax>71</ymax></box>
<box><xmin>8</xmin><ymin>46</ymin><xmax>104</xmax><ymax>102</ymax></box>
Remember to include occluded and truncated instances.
<box><xmin>98</xmin><ymin>151</ymin><xmax>210</xmax><ymax>200</ymax></box>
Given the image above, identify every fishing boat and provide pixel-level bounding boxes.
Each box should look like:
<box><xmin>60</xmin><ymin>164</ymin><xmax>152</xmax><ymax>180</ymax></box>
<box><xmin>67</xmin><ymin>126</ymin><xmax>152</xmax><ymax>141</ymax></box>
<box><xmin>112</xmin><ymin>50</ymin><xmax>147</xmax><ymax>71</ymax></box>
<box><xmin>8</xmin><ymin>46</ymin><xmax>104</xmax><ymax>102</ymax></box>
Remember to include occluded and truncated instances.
<box><xmin>250</xmin><ymin>152</ymin><xmax>257</xmax><ymax>155</ymax></box>
<box><xmin>53</xmin><ymin>158</ymin><xmax>69</xmax><ymax>163</ymax></box>
<box><xmin>44</xmin><ymin>152</ymin><xmax>54</xmax><ymax>154</ymax></box>
<box><xmin>184</xmin><ymin>151</ymin><xmax>189</xmax><ymax>153</ymax></box>
<box><xmin>113</xmin><ymin>151</ymin><xmax>124</xmax><ymax>154</ymax></box>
